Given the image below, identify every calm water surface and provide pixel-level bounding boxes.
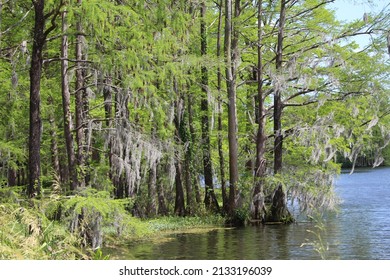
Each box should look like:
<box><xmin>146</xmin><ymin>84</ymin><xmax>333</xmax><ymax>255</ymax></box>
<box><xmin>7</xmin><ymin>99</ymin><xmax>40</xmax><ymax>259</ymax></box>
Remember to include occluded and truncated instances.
<box><xmin>113</xmin><ymin>167</ymin><xmax>390</xmax><ymax>260</ymax></box>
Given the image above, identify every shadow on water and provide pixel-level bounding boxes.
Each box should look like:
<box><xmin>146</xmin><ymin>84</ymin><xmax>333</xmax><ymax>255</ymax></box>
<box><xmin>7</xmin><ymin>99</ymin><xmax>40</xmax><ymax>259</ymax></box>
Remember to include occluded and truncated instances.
<box><xmin>108</xmin><ymin>167</ymin><xmax>390</xmax><ymax>260</ymax></box>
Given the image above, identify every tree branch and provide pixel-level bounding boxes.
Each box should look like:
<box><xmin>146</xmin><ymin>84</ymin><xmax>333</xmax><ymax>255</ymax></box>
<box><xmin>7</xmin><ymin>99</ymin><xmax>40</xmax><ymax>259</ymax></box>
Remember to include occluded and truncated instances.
<box><xmin>0</xmin><ymin>6</ymin><xmax>33</xmax><ymax>35</ymax></box>
<box><xmin>43</xmin><ymin>0</ymin><xmax>65</xmax><ymax>39</ymax></box>
<box><xmin>43</xmin><ymin>57</ymin><xmax>94</xmax><ymax>64</ymax></box>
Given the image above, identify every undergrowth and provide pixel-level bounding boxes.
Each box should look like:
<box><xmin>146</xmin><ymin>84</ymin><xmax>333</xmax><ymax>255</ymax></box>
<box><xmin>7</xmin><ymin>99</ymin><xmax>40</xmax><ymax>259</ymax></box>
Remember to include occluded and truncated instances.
<box><xmin>0</xmin><ymin>202</ymin><xmax>87</xmax><ymax>259</ymax></box>
<box><xmin>0</xmin><ymin>186</ymin><xmax>226</xmax><ymax>259</ymax></box>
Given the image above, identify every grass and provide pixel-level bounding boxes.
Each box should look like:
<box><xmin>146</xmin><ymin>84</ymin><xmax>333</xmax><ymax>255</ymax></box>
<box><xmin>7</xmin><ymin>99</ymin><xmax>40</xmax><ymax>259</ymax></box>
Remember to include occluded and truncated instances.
<box><xmin>300</xmin><ymin>213</ymin><xmax>331</xmax><ymax>260</ymax></box>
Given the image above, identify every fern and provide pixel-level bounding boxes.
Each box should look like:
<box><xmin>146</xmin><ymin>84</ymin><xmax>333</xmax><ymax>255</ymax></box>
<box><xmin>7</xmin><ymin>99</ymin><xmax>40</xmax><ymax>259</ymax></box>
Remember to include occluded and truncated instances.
<box><xmin>0</xmin><ymin>202</ymin><xmax>87</xmax><ymax>259</ymax></box>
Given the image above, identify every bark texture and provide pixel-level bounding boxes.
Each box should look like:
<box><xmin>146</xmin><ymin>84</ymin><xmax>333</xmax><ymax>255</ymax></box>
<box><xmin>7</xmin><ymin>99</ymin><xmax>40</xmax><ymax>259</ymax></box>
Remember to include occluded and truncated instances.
<box><xmin>28</xmin><ymin>0</ymin><xmax>46</xmax><ymax>197</ymax></box>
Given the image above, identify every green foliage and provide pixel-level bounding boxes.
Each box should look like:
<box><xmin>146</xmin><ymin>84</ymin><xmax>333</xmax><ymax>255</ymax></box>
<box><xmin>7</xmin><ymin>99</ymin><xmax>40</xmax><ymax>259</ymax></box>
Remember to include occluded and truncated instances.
<box><xmin>382</xmin><ymin>144</ymin><xmax>390</xmax><ymax>165</ymax></box>
<box><xmin>0</xmin><ymin>187</ymin><xmax>22</xmax><ymax>204</ymax></box>
<box><xmin>63</xmin><ymin>190</ymin><xmax>116</xmax><ymax>218</ymax></box>
<box><xmin>91</xmin><ymin>248</ymin><xmax>110</xmax><ymax>260</ymax></box>
<box><xmin>0</xmin><ymin>201</ymin><xmax>87</xmax><ymax>260</ymax></box>
<box><xmin>1</xmin><ymin>0</ymin><xmax>390</xmax><ymax>260</ymax></box>
<box><xmin>232</xmin><ymin>208</ymin><xmax>250</xmax><ymax>226</ymax></box>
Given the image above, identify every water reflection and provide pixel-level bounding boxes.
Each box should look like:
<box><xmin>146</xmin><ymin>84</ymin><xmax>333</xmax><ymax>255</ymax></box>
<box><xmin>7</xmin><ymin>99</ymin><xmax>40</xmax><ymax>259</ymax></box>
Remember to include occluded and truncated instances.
<box><xmin>125</xmin><ymin>224</ymin><xmax>319</xmax><ymax>260</ymax></box>
<box><xmin>113</xmin><ymin>167</ymin><xmax>390</xmax><ymax>260</ymax></box>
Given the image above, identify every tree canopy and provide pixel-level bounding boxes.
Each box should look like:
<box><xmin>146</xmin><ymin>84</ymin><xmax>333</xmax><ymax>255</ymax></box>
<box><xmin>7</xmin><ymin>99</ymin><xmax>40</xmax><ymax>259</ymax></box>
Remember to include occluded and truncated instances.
<box><xmin>1</xmin><ymin>0</ymin><xmax>389</xmax><ymax>226</ymax></box>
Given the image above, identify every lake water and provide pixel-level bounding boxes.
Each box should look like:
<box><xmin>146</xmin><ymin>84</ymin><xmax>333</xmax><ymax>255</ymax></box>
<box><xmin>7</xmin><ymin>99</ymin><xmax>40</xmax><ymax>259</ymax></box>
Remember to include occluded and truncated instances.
<box><xmin>112</xmin><ymin>167</ymin><xmax>390</xmax><ymax>260</ymax></box>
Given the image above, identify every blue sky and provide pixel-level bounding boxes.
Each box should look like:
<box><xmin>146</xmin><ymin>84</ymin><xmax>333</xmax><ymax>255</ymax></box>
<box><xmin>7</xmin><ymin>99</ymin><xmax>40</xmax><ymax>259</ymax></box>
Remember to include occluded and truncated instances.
<box><xmin>328</xmin><ymin>0</ymin><xmax>388</xmax><ymax>47</ymax></box>
<box><xmin>329</xmin><ymin>0</ymin><xmax>386</xmax><ymax>22</ymax></box>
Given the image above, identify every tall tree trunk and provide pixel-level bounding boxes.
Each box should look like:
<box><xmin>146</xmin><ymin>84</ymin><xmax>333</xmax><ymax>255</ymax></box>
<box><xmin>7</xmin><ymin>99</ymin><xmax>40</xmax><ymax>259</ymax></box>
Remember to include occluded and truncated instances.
<box><xmin>224</xmin><ymin>0</ymin><xmax>240</xmax><ymax>217</ymax></box>
<box><xmin>201</xmin><ymin>1</ymin><xmax>219</xmax><ymax>213</ymax></box>
<box><xmin>184</xmin><ymin>152</ymin><xmax>194</xmax><ymax>215</ymax></box>
<box><xmin>147</xmin><ymin>159</ymin><xmax>158</xmax><ymax>217</ymax></box>
<box><xmin>269</xmin><ymin>0</ymin><xmax>293</xmax><ymax>223</ymax></box>
<box><xmin>75</xmin><ymin>0</ymin><xmax>86</xmax><ymax>187</ymax></box>
<box><xmin>157</xmin><ymin>161</ymin><xmax>168</xmax><ymax>216</ymax></box>
<box><xmin>6</xmin><ymin>135</ymin><xmax>17</xmax><ymax>187</ymax></box>
<box><xmin>174</xmin><ymin>152</ymin><xmax>185</xmax><ymax>217</ymax></box>
<box><xmin>7</xmin><ymin>167</ymin><xmax>17</xmax><ymax>187</ymax></box>
<box><xmin>183</xmin><ymin>99</ymin><xmax>195</xmax><ymax>215</ymax></box>
<box><xmin>103</xmin><ymin>76</ymin><xmax>113</xmax><ymax>127</ymax></box>
<box><xmin>61</xmin><ymin>10</ymin><xmax>78</xmax><ymax>192</ymax></box>
<box><xmin>173</xmin><ymin>82</ymin><xmax>186</xmax><ymax>216</ymax></box>
<box><xmin>48</xmin><ymin>96</ymin><xmax>61</xmax><ymax>181</ymax></box>
<box><xmin>174</xmin><ymin>107</ymin><xmax>186</xmax><ymax>217</ymax></box>
<box><xmin>103</xmin><ymin>76</ymin><xmax>115</xmax><ymax>194</ymax></box>
<box><xmin>180</xmin><ymin>86</ymin><xmax>195</xmax><ymax>215</ymax></box>
<box><xmin>115</xmin><ymin>88</ymin><xmax>130</xmax><ymax>198</ymax></box>
<box><xmin>18</xmin><ymin>167</ymin><xmax>27</xmax><ymax>186</ymax></box>
<box><xmin>216</xmin><ymin>0</ymin><xmax>228</xmax><ymax>214</ymax></box>
<box><xmin>273</xmin><ymin>0</ymin><xmax>286</xmax><ymax>175</ymax></box>
<box><xmin>28</xmin><ymin>0</ymin><xmax>46</xmax><ymax>197</ymax></box>
<box><xmin>252</xmin><ymin>0</ymin><xmax>267</xmax><ymax>221</ymax></box>
<box><xmin>187</xmin><ymin>92</ymin><xmax>201</xmax><ymax>204</ymax></box>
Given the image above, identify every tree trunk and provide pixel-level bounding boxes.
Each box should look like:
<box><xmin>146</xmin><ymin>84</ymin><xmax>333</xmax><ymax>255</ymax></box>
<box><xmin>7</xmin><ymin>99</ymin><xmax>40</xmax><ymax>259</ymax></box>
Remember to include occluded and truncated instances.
<box><xmin>113</xmin><ymin>88</ymin><xmax>130</xmax><ymax>198</ymax></box>
<box><xmin>61</xmin><ymin>10</ymin><xmax>78</xmax><ymax>192</ymax></box>
<box><xmin>201</xmin><ymin>1</ymin><xmax>219</xmax><ymax>213</ymax></box>
<box><xmin>273</xmin><ymin>0</ymin><xmax>286</xmax><ymax>175</ymax></box>
<box><xmin>17</xmin><ymin>165</ymin><xmax>26</xmax><ymax>186</ymax></box>
<box><xmin>252</xmin><ymin>0</ymin><xmax>267</xmax><ymax>221</ymax></box>
<box><xmin>268</xmin><ymin>0</ymin><xmax>293</xmax><ymax>223</ymax></box>
<box><xmin>179</xmin><ymin>85</ymin><xmax>195</xmax><ymax>215</ymax></box>
<box><xmin>216</xmin><ymin>0</ymin><xmax>228</xmax><ymax>214</ymax></box>
<box><xmin>28</xmin><ymin>0</ymin><xmax>46</xmax><ymax>198</ymax></box>
<box><xmin>224</xmin><ymin>0</ymin><xmax>240</xmax><ymax>217</ymax></box>
<box><xmin>173</xmin><ymin>83</ymin><xmax>186</xmax><ymax>216</ymax></box>
<box><xmin>48</xmin><ymin>96</ymin><xmax>61</xmax><ymax>182</ymax></box>
<box><xmin>103</xmin><ymin>76</ymin><xmax>113</xmax><ymax>127</ymax></box>
<box><xmin>184</xmin><ymin>140</ymin><xmax>195</xmax><ymax>215</ymax></box>
<box><xmin>157</xmin><ymin>162</ymin><xmax>168</xmax><ymax>216</ymax></box>
<box><xmin>147</xmin><ymin>159</ymin><xmax>158</xmax><ymax>217</ymax></box>
<box><xmin>7</xmin><ymin>167</ymin><xmax>17</xmax><ymax>187</ymax></box>
<box><xmin>103</xmin><ymin>76</ymin><xmax>115</xmax><ymax>194</ymax></box>
<box><xmin>174</xmin><ymin>151</ymin><xmax>185</xmax><ymax>217</ymax></box>
<box><xmin>269</xmin><ymin>184</ymin><xmax>292</xmax><ymax>223</ymax></box>
<box><xmin>75</xmin><ymin>0</ymin><xmax>86</xmax><ymax>187</ymax></box>
<box><xmin>183</xmin><ymin>161</ymin><xmax>193</xmax><ymax>214</ymax></box>
<box><xmin>187</xmin><ymin>92</ymin><xmax>201</xmax><ymax>204</ymax></box>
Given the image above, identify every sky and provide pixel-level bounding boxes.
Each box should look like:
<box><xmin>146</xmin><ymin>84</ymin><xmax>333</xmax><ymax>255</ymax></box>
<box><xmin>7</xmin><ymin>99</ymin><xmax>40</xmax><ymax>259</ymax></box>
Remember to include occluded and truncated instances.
<box><xmin>329</xmin><ymin>0</ymin><xmax>386</xmax><ymax>21</ymax></box>
<box><xmin>328</xmin><ymin>0</ymin><xmax>389</xmax><ymax>47</ymax></box>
